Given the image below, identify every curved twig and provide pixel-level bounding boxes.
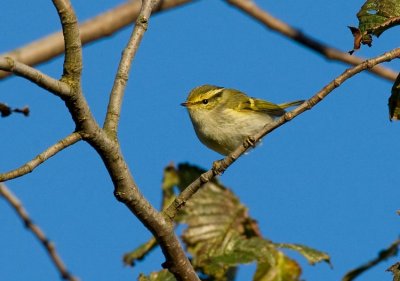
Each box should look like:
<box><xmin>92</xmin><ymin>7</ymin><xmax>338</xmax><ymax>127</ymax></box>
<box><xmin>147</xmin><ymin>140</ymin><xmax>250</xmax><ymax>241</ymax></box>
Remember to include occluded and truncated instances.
<box><xmin>103</xmin><ymin>0</ymin><xmax>152</xmax><ymax>135</ymax></box>
<box><xmin>0</xmin><ymin>183</ymin><xmax>79</xmax><ymax>281</ymax></box>
<box><xmin>0</xmin><ymin>132</ymin><xmax>82</xmax><ymax>182</ymax></box>
<box><xmin>226</xmin><ymin>0</ymin><xmax>398</xmax><ymax>82</ymax></box>
<box><xmin>164</xmin><ymin>47</ymin><xmax>400</xmax><ymax>220</ymax></box>
<box><xmin>0</xmin><ymin>57</ymin><xmax>70</xmax><ymax>97</ymax></box>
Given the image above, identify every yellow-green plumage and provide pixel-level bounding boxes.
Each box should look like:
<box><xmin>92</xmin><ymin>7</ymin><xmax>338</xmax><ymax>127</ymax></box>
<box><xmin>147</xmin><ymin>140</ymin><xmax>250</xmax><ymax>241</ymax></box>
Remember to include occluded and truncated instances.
<box><xmin>182</xmin><ymin>85</ymin><xmax>303</xmax><ymax>155</ymax></box>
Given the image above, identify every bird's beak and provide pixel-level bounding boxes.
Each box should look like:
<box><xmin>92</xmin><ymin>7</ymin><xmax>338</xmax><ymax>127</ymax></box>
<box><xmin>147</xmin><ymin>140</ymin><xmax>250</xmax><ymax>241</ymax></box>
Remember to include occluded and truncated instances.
<box><xmin>181</xmin><ymin>102</ymin><xmax>188</xmax><ymax>107</ymax></box>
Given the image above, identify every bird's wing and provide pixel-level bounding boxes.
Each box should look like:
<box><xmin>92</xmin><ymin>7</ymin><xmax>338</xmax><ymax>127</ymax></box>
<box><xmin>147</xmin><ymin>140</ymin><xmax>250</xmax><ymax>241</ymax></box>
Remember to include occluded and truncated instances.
<box><xmin>238</xmin><ymin>97</ymin><xmax>286</xmax><ymax>116</ymax></box>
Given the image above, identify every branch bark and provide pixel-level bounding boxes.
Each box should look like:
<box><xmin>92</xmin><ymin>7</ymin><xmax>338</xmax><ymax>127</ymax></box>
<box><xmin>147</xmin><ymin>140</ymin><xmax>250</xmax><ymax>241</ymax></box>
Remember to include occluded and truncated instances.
<box><xmin>39</xmin><ymin>1</ymin><xmax>200</xmax><ymax>279</ymax></box>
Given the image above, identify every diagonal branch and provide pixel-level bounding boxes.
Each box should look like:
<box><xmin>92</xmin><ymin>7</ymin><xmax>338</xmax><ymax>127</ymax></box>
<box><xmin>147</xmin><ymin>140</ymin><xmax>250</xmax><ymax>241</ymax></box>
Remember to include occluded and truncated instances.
<box><xmin>0</xmin><ymin>132</ymin><xmax>82</xmax><ymax>182</ymax></box>
<box><xmin>342</xmin><ymin>239</ymin><xmax>400</xmax><ymax>281</ymax></box>
<box><xmin>0</xmin><ymin>0</ymin><xmax>195</xmax><ymax>80</ymax></box>
<box><xmin>103</xmin><ymin>0</ymin><xmax>153</xmax><ymax>135</ymax></box>
<box><xmin>0</xmin><ymin>183</ymin><xmax>79</xmax><ymax>281</ymax></box>
<box><xmin>0</xmin><ymin>57</ymin><xmax>70</xmax><ymax>97</ymax></box>
<box><xmin>164</xmin><ymin>47</ymin><xmax>400</xmax><ymax>220</ymax></box>
<box><xmin>226</xmin><ymin>0</ymin><xmax>398</xmax><ymax>82</ymax></box>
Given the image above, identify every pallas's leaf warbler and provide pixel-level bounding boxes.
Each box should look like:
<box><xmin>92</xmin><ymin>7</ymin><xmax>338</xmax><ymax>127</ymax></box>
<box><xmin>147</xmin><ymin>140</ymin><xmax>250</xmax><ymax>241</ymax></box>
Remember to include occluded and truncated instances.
<box><xmin>181</xmin><ymin>85</ymin><xmax>303</xmax><ymax>155</ymax></box>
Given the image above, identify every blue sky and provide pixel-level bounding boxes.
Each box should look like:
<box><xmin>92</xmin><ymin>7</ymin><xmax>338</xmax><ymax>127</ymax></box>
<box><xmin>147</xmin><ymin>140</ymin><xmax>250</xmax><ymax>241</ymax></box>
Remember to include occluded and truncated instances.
<box><xmin>1</xmin><ymin>1</ymin><xmax>399</xmax><ymax>281</ymax></box>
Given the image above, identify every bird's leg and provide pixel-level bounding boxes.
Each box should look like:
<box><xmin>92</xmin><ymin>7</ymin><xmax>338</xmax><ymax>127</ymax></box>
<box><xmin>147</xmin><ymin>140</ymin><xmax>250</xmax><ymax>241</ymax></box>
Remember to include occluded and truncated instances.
<box><xmin>244</xmin><ymin>136</ymin><xmax>257</xmax><ymax>149</ymax></box>
<box><xmin>212</xmin><ymin>159</ymin><xmax>227</xmax><ymax>175</ymax></box>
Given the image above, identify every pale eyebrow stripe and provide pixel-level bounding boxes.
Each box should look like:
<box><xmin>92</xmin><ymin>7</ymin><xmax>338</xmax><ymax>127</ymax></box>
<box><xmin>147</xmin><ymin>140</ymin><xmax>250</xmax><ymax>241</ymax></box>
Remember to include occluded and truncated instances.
<box><xmin>208</xmin><ymin>88</ymin><xmax>224</xmax><ymax>98</ymax></box>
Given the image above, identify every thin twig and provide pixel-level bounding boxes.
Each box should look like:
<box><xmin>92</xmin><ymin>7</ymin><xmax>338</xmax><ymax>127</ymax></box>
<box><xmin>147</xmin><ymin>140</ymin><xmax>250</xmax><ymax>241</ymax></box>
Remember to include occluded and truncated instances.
<box><xmin>0</xmin><ymin>0</ymin><xmax>195</xmax><ymax>80</ymax></box>
<box><xmin>0</xmin><ymin>183</ymin><xmax>79</xmax><ymax>281</ymax></box>
<box><xmin>342</xmin><ymin>239</ymin><xmax>400</xmax><ymax>281</ymax></box>
<box><xmin>0</xmin><ymin>132</ymin><xmax>82</xmax><ymax>182</ymax></box>
<box><xmin>103</xmin><ymin>1</ymin><xmax>154</xmax><ymax>135</ymax></box>
<box><xmin>164</xmin><ymin>47</ymin><xmax>400</xmax><ymax>220</ymax></box>
<box><xmin>0</xmin><ymin>57</ymin><xmax>71</xmax><ymax>97</ymax></box>
<box><xmin>226</xmin><ymin>0</ymin><xmax>398</xmax><ymax>82</ymax></box>
<box><xmin>0</xmin><ymin>102</ymin><xmax>29</xmax><ymax>117</ymax></box>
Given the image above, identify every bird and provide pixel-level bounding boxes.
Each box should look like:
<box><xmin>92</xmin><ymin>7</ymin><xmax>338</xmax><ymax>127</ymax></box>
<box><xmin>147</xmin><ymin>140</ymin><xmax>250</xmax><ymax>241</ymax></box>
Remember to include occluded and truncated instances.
<box><xmin>181</xmin><ymin>85</ymin><xmax>304</xmax><ymax>155</ymax></box>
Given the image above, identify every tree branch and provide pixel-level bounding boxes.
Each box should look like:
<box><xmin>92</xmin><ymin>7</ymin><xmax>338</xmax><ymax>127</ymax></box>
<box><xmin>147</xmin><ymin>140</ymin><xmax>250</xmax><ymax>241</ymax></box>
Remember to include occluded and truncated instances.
<box><xmin>0</xmin><ymin>132</ymin><xmax>82</xmax><ymax>182</ymax></box>
<box><xmin>0</xmin><ymin>0</ymin><xmax>195</xmax><ymax>80</ymax></box>
<box><xmin>164</xmin><ymin>47</ymin><xmax>400</xmax><ymax>220</ymax></box>
<box><xmin>342</xmin><ymin>239</ymin><xmax>400</xmax><ymax>281</ymax></box>
<box><xmin>226</xmin><ymin>0</ymin><xmax>398</xmax><ymax>82</ymax></box>
<box><xmin>52</xmin><ymin>0</ymin><xmax>82</xmax><ymax>83</ymax></box>
<box><xmin>103</xmin><ymin>0</ymin><xmax>152</xmax><ymax>135</ymax></box>
<box><xmin>0</xmin><ymin>57</ymin><xmax>70</xmax><ymax>97</ymax></box>
<box><xmin>0</xmin><ymin>183</ymin><xmax>79</xmax><ymax>281</ymax></box>
<box><xmin>43</xmin><ymin>1</ymin><xmax>199</xmax><ymax>279</ymax></box>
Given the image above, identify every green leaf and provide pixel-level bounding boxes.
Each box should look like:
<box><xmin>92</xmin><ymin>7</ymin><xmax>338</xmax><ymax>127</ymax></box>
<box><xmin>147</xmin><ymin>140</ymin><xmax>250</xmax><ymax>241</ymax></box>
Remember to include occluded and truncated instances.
<box><xmin>154</xmin><ymin>164</ymin><xmax>329</xmax><ymax>281</ymax></box>
<box><xmin>175</xmin><ymin>164</ymin><xmax>301</xmax><ymax>280</ymax></box>
<box><xmin>349</xmin><ymin>0</ymin><xmax>400</xmax><ymax>52</ymax></box>
<box><xmin>254</xmin><ymin>251</ymin><xmax>301</xmax><ymax>281</ymax></box>
<box><xmin>205</xmin><ymin>235</ymin><xmax>276</xmax><ymax>277</ymax></box>
<box><xmin>138</xmin><ymin>269</ymin><xmax>176</xmax><ymax>281</ymax></box>
<box><xmin>175</xmin><ymin>163</ymin><xmax>217</xmax><ymax>192</ymax></box>
<box><xmin>357</xmin><ymin>0</ymin><xmax>400</xmax><ymax>36</ymax></box>
<box><xmin>123</xmin><ymin>237</ymin><xmax>157</xmax><ymax>266</ymax></box>
<box><xmin>176</xmin><ymin>176</ymin><xmax>255</xmax><ymax>279</ymax></box>
<box><xmin>275</xmin><ymin>243</ymin><xmax>331</xmax><ymax>266</ymax></box>
<box><xmin>389</xmin><ymin>73</ymin><xmax>400</xmax><ymax>121</ymax></box>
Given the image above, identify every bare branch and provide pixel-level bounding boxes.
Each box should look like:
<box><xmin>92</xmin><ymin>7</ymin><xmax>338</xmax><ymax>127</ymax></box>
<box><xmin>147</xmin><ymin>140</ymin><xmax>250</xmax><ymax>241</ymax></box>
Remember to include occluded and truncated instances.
<box><xmin>342</xmin><ymin>239</ymin><xmax>400</xmax><ymax>281</ymax></box>
<box><xmin>0</xmin><ymin>0</ymin><xmax>195</xmax><ymax>80</ymax></box>
<box><xmin>87</xmin><ymin>0</ymin><xmax>199</xmax><ymax>278</ymax></box>
<box><xmin>44</xmin><ymin>0</ymin><xmax>200</xmax><ymax>278</ymax></box>
<box><xmin>103</xmin><ymin>0</ymin><xmax>154</xmax><ymax>135</ymax></box>
<box><xmin>226</xmin><ymin>0</ymin><xmax>398</xmax><ymax>82</ymax></box>
<box><xmin>0</xmin><ymin>132</ymin><xmax>82</xmax><ymax>182</ymax></box>
<box><xmin>164</xmin><ymin>47</ymin><xmax>400</xmax><ymax>220</ymax></box>
<box><xmin>0</xmin><ymin>57</ymin><xmax>70</xmax><ymax>97</ymax></box>
<box><xmin>0</xmin><ymin>183</ymin><xmax>79</xmax><ymax>281</ymax></box>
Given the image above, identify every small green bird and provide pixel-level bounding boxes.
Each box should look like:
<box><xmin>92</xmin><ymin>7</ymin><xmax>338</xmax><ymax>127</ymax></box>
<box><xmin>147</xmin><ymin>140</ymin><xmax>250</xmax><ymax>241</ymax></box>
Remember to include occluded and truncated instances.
<box><xmin>181</xmin><ymin>85</ymin><xmax>304</xmax><ymax>155</ymax></box>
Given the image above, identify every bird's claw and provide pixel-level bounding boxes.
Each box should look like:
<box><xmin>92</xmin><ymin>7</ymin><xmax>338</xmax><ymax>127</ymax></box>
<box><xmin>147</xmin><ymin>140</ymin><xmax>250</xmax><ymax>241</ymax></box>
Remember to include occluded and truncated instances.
<box><xmin>212</xmin><ymin>159</ymin><xmax>226</xmax><ymax>175</ymax></box>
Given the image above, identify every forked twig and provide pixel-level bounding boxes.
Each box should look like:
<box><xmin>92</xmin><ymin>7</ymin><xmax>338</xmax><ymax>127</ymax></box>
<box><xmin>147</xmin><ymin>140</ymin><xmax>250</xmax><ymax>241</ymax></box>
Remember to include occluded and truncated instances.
<box><xmin>0</xmin><ymin>183</ymin><xmax>79</xmax><ymax>281</ymax></box>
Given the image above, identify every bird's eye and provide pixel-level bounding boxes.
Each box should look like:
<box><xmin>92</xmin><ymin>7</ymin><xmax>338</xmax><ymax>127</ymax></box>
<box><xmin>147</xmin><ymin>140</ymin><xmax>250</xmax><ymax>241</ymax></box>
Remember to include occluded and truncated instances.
<box><xmin>202</xmin><ymin>99</ymin><xmax>208</xmax><ymax>104</ymax></box>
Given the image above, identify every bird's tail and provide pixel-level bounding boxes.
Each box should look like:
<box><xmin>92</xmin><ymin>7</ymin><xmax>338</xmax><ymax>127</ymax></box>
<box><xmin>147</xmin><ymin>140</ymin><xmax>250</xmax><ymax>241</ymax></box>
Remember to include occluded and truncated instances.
<box><xmin>278</xmin><ymin>100</ymin><xmax>304</xmax><ymax>109</ymax></box>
